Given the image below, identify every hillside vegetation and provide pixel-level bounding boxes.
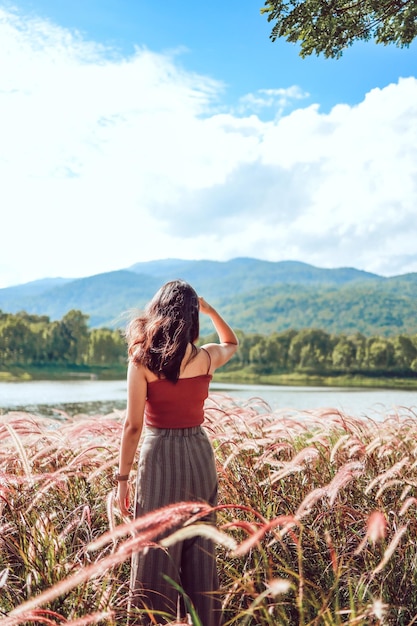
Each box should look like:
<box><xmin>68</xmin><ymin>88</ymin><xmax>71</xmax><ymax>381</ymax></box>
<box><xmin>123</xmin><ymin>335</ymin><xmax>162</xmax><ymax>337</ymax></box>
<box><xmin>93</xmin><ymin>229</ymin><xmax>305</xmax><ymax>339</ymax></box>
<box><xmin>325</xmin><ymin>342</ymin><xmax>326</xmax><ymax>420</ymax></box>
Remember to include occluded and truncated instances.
<box><xmin>218</xmin><ymin>280</ymin><xmax>417</xmax><ymax>336</ymax></box>
<box><xmin>1</xmin><ymin>258</ymin><xmax>416</xmax><ymax>336</ymax></box>
<box><xmin>2</xmin><ymin>309</ymin><xmax>417</xmax><ymax>386</ymax></box>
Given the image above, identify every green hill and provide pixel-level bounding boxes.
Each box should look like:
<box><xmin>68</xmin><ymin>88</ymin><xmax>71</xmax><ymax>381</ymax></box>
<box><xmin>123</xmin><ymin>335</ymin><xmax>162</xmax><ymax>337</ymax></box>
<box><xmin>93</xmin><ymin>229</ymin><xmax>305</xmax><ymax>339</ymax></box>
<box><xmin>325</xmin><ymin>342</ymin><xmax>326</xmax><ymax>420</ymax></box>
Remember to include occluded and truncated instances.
<box><xmin>218</xmin><ymin>281</ymin><xmax>417</xmax><ymax>336</ymax></box>
<box><xmin>0</xmin><ymin>258</ymin><xmax>416</xmax><ymax>336</ymax></box>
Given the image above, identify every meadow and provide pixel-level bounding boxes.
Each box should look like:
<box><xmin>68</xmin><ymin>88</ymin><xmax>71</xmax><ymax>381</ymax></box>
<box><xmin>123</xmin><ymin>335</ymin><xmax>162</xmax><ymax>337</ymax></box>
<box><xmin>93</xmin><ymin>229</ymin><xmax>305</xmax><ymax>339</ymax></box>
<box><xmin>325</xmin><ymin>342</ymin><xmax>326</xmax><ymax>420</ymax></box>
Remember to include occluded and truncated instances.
<box><xmin>1</xmin><ymin>393</ymin><xmax>417</xmax><ymax>625</ymax></box>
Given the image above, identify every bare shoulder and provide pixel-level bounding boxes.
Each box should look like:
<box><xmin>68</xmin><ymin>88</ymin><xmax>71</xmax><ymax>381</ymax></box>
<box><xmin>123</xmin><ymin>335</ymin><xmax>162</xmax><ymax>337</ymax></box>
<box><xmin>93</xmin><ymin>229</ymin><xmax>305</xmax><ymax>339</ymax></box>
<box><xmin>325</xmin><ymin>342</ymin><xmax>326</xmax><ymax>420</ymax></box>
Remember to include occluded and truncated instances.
<box><xmin>200</xmin><ymin>341</ymin><xmax>238</xmax><ymax>371</ymax></box>
<box><xmin>127</xmin><ymin>361</ymin><xmax>149</xmax><ymax>382</ymax></box>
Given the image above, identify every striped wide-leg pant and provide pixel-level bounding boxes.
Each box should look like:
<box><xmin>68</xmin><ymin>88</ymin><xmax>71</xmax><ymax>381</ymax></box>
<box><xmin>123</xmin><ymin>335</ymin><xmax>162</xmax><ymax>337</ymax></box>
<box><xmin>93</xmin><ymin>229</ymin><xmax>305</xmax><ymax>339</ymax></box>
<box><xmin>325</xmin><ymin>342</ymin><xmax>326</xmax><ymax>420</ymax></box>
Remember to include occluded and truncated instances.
<box><xmin>129</xmin><ymin>426</ymin><xmax>222</xmax><ymax>626</ymax></box>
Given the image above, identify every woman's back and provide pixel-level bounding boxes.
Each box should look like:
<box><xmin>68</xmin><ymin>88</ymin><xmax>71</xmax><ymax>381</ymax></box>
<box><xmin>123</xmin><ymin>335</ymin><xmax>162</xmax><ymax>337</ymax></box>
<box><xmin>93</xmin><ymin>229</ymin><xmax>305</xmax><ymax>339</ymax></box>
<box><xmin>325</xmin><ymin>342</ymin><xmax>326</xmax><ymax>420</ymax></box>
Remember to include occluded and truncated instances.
<box><xmin>145</xmin><ymin>347</ymin><xmax>212</xmax><ymax>428</ymax></box>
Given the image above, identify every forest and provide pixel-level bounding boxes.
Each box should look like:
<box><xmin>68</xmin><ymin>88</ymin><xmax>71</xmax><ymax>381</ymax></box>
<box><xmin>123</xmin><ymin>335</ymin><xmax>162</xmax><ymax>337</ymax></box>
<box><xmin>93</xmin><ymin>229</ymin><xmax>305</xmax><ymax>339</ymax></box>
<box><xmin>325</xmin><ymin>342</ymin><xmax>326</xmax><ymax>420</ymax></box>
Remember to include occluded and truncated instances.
<box><xmin>1</xmin><ymin>308</ymin><xmax>417</xmax><ymax>381</ymax></box>
<box><xmin>0</xmin><ymin>310</ymin><xmax>126</xmax><ymax>373</ymax></box>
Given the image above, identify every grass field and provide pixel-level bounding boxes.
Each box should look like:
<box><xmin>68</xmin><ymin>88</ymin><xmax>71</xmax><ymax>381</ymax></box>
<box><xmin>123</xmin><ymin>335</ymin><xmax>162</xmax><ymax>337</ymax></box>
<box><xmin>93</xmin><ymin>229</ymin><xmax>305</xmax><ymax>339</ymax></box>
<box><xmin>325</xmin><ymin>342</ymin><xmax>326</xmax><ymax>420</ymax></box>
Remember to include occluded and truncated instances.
<box><xmin>1</xmin><ymin>393</ymin><xmax>417</xmax><ymax>624</ymax></box>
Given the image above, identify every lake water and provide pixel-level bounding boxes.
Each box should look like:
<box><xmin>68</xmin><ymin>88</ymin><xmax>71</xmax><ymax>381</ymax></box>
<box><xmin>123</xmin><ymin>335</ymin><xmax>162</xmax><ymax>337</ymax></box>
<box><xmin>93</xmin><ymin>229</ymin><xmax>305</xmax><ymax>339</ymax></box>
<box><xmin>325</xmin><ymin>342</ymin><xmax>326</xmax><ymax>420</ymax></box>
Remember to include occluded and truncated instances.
<box><xmin>1</xmin><ymin>379</ymin><xmax>417</xmax><ymax>420</ymax></box>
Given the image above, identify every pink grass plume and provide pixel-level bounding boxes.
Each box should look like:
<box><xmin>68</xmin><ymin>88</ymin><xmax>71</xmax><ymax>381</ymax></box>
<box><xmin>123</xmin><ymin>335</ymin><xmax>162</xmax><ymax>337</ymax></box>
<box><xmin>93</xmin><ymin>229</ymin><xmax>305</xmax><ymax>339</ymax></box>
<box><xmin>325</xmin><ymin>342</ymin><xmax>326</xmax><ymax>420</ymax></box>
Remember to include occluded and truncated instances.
<box><xmin>355</xmin><ymin>510</ymin><xmax>387</xmax><ymax>555</ymax></box>
<box><xmin>7</xmin><ymin>502</ymin><xmax>212</xmax><ymax>616</ymax></box>
<box><xmin>231</xmin><ymin>515</ymin><xmax>299</xmax><ymax>557</ymax></box>
<box><xmin>367</xmin><ymin>511</ymin><xmax>388</xmax><ymax>543</ymax></box>
<box><xmin>372</xmin><ymin>525</ymin><xmax>408</xmax><ymax>575</ymax></box>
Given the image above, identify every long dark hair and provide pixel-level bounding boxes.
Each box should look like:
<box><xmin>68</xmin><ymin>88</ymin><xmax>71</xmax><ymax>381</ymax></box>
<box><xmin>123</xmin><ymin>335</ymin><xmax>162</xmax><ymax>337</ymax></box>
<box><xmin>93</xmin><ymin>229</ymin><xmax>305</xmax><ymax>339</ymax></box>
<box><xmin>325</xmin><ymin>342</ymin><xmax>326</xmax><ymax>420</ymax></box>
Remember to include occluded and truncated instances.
<box><xmin>126</xmin><ymin>280</ymin><xmax>200</xmax><ymax>382</ymax></box>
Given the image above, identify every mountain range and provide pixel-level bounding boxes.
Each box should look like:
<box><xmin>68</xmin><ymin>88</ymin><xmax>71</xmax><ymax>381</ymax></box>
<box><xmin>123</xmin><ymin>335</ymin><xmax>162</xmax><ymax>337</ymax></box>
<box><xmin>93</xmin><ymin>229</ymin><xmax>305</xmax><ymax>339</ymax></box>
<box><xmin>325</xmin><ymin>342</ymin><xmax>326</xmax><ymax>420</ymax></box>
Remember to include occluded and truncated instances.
<box><xmin>1</xmin><ymin>258</ymin><xmax>417</xmax><ymax>336</ymax></box>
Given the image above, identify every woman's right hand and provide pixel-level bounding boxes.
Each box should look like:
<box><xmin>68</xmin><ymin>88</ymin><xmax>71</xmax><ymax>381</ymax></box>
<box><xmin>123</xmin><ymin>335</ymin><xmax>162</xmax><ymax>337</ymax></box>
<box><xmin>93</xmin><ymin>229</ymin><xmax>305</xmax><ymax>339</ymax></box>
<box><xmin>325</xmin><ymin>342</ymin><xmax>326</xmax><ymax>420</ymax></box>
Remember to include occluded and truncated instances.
<box><xmin>116</xmin><ymin>480</ymin><xmax>131</xmax><ymax>518</ymax></box>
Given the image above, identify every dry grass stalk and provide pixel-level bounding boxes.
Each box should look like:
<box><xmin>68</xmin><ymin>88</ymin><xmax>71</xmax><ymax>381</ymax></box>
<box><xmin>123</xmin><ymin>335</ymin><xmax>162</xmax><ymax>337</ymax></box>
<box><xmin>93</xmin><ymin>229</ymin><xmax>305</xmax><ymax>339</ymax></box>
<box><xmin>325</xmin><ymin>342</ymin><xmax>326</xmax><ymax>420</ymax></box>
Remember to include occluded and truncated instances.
<box><xmin>2</xmin><ymin>399</ymin><xmax>417</xmax><ymax>624</ymax></box>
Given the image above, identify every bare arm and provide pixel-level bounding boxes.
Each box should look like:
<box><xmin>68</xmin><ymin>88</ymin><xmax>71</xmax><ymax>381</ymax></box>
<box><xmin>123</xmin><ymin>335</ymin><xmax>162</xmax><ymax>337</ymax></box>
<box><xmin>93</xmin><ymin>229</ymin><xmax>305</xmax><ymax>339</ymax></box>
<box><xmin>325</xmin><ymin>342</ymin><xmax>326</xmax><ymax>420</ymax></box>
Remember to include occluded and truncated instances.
<box><xmin>199</xmin><ymin>296</ymin><xmax>239</xmax><ymax>371</ymax></box>
<box><xmin>116</xmin><ymin>361</ymin><xmax>146</xmax><ymax>516</ymax></box>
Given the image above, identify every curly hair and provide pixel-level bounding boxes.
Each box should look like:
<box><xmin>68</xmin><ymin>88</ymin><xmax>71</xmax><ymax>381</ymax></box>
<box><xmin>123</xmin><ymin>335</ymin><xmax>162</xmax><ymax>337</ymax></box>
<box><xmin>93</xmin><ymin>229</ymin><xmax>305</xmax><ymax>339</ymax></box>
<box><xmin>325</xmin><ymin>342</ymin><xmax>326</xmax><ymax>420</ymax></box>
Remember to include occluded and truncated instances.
<box><xmin>126</xmin><ymin>280</ymin><xmax>200</xmax><ymax>382</ymax></box>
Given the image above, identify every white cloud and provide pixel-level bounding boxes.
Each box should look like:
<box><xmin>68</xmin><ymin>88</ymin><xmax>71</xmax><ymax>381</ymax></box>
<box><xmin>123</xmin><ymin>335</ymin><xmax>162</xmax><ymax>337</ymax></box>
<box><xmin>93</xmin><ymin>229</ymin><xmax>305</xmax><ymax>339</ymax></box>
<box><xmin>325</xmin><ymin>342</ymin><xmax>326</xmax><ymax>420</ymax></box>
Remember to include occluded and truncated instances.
<box><xmin>0</xmin><ymin>6</ymin><xmax>416</xmax><ymax>287</ymax></box>
<box><xmin>236</xmin><ymin>86</ymin><xmax>309</xmax><ymax>115</ymax></box>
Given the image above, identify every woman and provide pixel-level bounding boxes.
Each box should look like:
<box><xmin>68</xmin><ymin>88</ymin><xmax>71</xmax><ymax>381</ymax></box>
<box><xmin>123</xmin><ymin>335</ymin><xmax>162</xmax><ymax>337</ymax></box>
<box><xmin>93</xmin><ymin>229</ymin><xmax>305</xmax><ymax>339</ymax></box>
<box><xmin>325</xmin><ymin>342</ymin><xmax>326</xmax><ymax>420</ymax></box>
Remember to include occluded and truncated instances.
<box><xmin>116</xmin><ymin>280</ymin><xmax>238</xmax><ymax>625</ymax></box>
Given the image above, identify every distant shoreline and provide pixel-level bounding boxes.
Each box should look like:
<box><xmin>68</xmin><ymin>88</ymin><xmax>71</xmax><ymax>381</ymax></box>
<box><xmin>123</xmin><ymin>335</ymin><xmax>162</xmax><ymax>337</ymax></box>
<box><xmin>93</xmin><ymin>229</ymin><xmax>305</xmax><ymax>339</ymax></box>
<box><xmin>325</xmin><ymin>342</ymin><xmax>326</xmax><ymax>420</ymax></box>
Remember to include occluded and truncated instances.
<box><xmin>213</xmin><ymin>370</ymin><xmax>417</xmax><ymax>390</ymax></box>
<box><xmin>2</xmin><ymin>365</ymin><xmax>417</xmax><ymax>390</ymax></box>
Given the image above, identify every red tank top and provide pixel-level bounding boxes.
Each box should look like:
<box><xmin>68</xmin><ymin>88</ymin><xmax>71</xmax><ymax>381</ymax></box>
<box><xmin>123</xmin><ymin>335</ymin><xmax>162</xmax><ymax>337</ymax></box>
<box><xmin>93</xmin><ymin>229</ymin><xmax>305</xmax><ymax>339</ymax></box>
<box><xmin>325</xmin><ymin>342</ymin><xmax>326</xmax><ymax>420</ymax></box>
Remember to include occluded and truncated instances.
<box><xmin>145</xmin><ymin>374</ymin><xmax>212</xmax><ymax>428</ymax></box>
<box><xmin>145</xmin><ymin>348</ymin><xmax>212</xmax><ymax>429</ymax></box>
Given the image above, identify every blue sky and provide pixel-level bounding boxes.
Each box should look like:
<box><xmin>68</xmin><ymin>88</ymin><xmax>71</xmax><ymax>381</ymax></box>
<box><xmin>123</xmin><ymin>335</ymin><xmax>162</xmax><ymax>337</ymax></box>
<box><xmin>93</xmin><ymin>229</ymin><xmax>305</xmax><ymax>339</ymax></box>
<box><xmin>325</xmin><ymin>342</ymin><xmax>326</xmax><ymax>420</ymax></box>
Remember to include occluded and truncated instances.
<box><xmin>11</xmin><ymin>0</ymin><xmax>417</xmax><ymax>114</ymax></box>
<box><xmin>1</xmin><ymin>0</ymin><xmax>417</xmax><ymax>287</ymax></box>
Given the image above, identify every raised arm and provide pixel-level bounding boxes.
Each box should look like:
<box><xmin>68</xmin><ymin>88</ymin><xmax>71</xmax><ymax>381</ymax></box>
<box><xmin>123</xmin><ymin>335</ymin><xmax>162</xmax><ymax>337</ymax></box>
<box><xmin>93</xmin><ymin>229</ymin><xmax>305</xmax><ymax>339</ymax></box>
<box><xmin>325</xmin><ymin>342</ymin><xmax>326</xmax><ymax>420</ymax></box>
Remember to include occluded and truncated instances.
<box><xmin>199</xmin><ymin>296</ymin><xmax>239</xmax><ymax>371</ymax></box>
<box><xmin>116</xmin><ymin>361</ymin><xmax>146</xmax><ymax>516</ymax></box>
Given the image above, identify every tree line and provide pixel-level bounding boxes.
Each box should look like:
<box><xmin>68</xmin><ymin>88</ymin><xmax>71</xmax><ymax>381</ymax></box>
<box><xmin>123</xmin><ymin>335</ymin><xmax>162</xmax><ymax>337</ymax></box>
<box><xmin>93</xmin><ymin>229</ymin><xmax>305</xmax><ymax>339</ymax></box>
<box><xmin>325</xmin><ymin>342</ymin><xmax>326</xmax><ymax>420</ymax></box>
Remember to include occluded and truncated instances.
<box><xmin>211</xmin><ymin>328</ymin><xmax>417</xmax><ymax>378</ymax></box>
<box><xmin>2</xmin><ymin>309</ymin><xmax>417</xmax><ymax>378</ymax></box>
<box><xmin>0</xmin><ymin>310</ymin><xmax>126</xmax><ymax>367</ymax></box>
